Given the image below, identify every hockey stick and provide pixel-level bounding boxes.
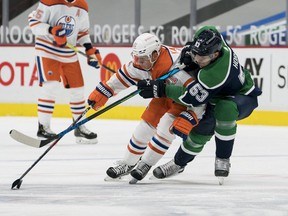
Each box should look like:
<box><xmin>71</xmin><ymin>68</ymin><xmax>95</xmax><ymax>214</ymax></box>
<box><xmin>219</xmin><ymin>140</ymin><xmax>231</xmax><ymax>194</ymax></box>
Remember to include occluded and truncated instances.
<box><xmin>10</xmin><ymin>104</ymin><xmax>93</xmax><ymax>148</ymax></box>
<box><xmin>11</xmin><ymin>90</ymin><xmax>141</xmax><ymax>190</ymax></box>
<box><xmin>10</xmin><ymin>43</ymin><xmax>113</xmax><ymax>147</ymax></box>
<box><xmin>10</xmin><ymin>66</ymin><xmax>182</xmax><ymax>190</ymax></box>
<box><xmin>66</xmin><ymin>43</ymin><xmax>116</xmax><ymax>74</ymax></box>
<box><xmin>10</xmin><ymin>68</ymin><xmax>180</xmax><ymax>189</ymax></box>
<box><xmin>11</xmin><ymin>104</ymin><xmax>93</xmax><ymax>190</ymax></box>
<box><xmin>10</xmin><ymin>65</ymin><xmax>182</xmax><ymax>149</ymax></box>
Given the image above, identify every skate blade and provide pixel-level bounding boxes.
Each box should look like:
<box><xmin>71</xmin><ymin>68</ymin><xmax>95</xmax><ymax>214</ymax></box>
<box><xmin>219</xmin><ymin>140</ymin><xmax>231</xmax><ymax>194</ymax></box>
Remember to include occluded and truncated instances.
<box><xmin>129</xmin><ymin>177</ymin><xmax>138</xmax><ymax>184</ymax></box>
<box><xmin>218</xmin><ymin>177</ymin><xmax>224</xmax><ymax>185</ymax></box>
<box><xmin>75</xmin><ymin>137</ymin><xmax>98</xmax><ymax>144</ymax></box>
<box><xmin>104</xmin><ymin>176</ymin><xmax>123</xmax><ymax>182</ymax></box>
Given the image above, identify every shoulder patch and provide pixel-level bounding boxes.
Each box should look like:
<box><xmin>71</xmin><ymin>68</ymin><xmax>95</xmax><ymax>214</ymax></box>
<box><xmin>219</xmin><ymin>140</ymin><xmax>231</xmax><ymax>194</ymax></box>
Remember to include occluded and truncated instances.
<box><xmin>198</xmin><ymin>46</ymin><xmax>231</xmax><ymax>89</ymax></box>
<box><xmin>73</xmin><ymin>0</ymin><xmax>88</xmax><ymax>12</ymax></box>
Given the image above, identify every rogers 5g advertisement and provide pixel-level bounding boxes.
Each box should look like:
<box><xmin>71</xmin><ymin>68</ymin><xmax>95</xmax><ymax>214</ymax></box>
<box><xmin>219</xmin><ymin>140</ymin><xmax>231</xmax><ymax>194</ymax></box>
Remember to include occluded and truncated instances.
<box><xmin>0</xmin><ymin>46</ymin><xmax>288</xmax><ymax>111</ymax></box>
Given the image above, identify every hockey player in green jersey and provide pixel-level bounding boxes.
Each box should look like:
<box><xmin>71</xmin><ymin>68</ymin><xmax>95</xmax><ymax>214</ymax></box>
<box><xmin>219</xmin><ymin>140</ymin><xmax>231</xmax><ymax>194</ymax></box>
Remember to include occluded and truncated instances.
<box><xmin>137</xmin><ymin>26</ymin><xmax>262</xmax><ymax>181</ymax></box>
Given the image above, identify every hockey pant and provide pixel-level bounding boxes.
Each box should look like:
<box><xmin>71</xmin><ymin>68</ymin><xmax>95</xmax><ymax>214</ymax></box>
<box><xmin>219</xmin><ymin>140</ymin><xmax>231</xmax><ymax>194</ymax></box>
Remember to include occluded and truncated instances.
<box><xmin>174</xmin><ymin>95</ymin><xmax>259</xmax><ymax>167</ymax></box>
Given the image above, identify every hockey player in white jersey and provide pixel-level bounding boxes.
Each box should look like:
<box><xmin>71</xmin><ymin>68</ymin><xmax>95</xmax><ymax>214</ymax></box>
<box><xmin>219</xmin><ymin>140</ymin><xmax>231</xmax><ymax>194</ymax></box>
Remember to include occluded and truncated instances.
<box><xmin>87</xmin><ymin>33</ymin><xmax>205</xmax><ymax>183</ymax></box>
<box><xmin>28</xmin><ymin>0</ymin><xmax>101</xmax><ymax>144</ymax></box>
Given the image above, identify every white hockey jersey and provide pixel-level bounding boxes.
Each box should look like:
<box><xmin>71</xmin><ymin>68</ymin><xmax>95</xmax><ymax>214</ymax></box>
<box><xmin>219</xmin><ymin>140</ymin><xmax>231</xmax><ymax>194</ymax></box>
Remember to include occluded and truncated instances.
<box><xmin>28</xmin><ymin>0</ymin><xmax>92</xmax><ymax>63</ymax></box>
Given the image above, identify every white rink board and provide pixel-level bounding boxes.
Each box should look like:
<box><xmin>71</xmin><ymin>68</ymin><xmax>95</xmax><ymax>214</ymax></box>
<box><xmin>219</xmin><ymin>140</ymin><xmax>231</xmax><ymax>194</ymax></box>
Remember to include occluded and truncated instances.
<box><xmin>0</xmin><ymin>46</ymin><xmax>288</xmax><ymax>111</ymax></box>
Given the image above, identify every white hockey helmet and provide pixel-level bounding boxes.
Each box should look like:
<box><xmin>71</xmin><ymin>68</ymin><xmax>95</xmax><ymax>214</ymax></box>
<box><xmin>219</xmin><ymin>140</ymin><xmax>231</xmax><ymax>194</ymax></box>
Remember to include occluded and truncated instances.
<box><xmin>131</xmin><ymin>33</ymin><xmax>161</xmax><ymax>58</ymax></box>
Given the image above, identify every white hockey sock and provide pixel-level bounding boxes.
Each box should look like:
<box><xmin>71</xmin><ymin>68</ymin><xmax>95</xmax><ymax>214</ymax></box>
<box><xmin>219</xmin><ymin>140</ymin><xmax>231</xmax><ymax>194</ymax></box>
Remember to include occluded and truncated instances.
<box><xmin>38</xmin><ymin>81</ymin><xmax>59</xmax><ymax>127</ymax></box>
<box><xmin>141</xmin><ymin>113</ymin><xmax>176</xmax><ymax>166</ymax></box>
<box><xmin>69</xmin><ymin>87</ymin><xmax>86</xmax><ymax>121</ymax></box>
<box><xmin>123</xmin><ymin>120</ymin><xmax>156</xmax><ymax>166</ymax></box>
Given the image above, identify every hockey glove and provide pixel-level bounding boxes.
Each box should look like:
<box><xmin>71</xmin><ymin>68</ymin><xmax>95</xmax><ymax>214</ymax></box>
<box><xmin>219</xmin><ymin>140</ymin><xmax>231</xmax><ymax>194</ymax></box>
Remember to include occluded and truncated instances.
<box><xmin>88</xmin><ymin>82</ymin><xmax>114</xmax><ymax>110</ymax></box>
<box><xmin>86</xmin><ymin>47</ymin><xmax>103</xmax><ymax>69</ymax></box>
<box><xmin>180</xmin><ymin>42</ymin><xmax>194</xmax><ymax>65</ymax></box>
<box><xmin>170</xmin><ymin>110</ymin><xmax>199</xmax><ymax>140</ymax></box>
<box><xmin>50</xmin><ymin>25</ymin><xmax>67</xmax><ymax>47</ymax></box>
<box><xmin>137</xmin><ymin>79</ymin><xmax>166</xmax><ymax>99</ymax></box>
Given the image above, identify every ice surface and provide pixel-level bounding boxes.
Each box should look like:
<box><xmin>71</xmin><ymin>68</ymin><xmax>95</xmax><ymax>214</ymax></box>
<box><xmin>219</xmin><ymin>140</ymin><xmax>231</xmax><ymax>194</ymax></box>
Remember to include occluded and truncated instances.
<box><xmin>0</xmin><ymin>117</ymin><xmax>288</xmax><ymax>216</ymax></box>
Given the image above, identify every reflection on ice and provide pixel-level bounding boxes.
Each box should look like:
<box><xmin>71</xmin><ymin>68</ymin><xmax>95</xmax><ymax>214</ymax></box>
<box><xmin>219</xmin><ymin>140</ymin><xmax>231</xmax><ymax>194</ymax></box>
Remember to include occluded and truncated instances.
<box><xmin>0</xmin><ymin>117</ymin><xmax>287</xmax><ymax>216</ymax></box>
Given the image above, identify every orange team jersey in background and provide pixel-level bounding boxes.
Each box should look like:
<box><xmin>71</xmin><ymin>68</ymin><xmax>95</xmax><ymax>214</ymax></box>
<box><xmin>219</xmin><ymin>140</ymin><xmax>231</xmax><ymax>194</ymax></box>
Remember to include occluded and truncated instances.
<box><xmin>28</xmin><ymin>0</ymin><xmax>92</xmax><ymax>63</ymax></box>
<box><xmin>29</xmin><ymin>0</ymin><xmax>92</xmax><ymax>86</ymax></box>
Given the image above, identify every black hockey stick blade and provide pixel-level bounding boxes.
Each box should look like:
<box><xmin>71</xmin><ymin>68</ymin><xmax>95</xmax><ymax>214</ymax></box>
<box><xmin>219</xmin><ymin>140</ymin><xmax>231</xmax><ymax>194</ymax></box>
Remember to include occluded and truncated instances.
<box><xmin>11</xmin><ymin>178</ymin><xmax>23</xmax><ymax>190</ymax></box>
<box><xmin>9</xmin><ymin>130</ymin><xmax>56</xmax><ymax>148</ymax></box>
<box><xmin>9</xmin><ymin>105</ymin><xmax>92</xmax><ymax>148</ymax></box>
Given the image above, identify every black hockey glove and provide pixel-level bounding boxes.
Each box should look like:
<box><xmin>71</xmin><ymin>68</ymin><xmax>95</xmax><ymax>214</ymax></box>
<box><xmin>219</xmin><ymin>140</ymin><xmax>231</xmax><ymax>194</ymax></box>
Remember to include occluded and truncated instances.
<box><xmin>137</xmin><ymin>79</ymin><xmax>166</xmax><ymax>98</ymax></box>
<box><xmin>180</xmin><ymin>42</ymin><xmax>194</xmax><ymax>66</ymax></box>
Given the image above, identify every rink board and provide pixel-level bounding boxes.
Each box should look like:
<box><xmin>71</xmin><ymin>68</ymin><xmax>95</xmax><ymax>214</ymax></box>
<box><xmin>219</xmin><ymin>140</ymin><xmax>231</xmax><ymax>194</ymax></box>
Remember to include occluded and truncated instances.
<box><xmin>1</xmin><ymin>46</ymin><xmax>288</xmax><ymax>126</ymax></box>
<box><xmin>0</xmin><ymin>103</ymin><xmax>287</xmax><ymax>126</ymax></box>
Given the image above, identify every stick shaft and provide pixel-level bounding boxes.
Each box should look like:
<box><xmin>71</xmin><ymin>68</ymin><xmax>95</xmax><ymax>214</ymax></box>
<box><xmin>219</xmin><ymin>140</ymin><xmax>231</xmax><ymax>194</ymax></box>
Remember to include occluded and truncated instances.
<box><xmin>66</xmin><ymin>43</ymin><xmax>116</xmax><ymax>73</ymax></box>
<box><xmin>13</xmin><ymin>106</ymin><xmax>93</xmax><ymax>181</ymax></box>
<box><xmin>11</xmin><ymin>65</ymin><xmax>181</xmax><ymax>188</ymax></box>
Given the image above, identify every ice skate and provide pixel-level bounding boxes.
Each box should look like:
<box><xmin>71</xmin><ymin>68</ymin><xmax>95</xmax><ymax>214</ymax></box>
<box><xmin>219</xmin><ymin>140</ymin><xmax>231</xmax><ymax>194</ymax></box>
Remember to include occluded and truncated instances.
<box><xmin>129</xmin><ymin>161</ymin><xmax>151</xmax><ymax>184</ymax></box>
<box><xmin>153</xmin><ymin>159</ymin><xmax>185</xmax><ymax>179</ymax></box>
<box><xmin>37</xmin><ymin>122</ymin><xmax>56</xmax><ymax>139</ymax></box>
<box><xmin>105</xmin><ymin>161</ymin><xmax>135</xmax><ymax>181</ymax></box>
<box><xmin>215</xmin><ymin>157</ymin><xmax>231</xmax><ymax>185</ymax></box>
<box><xmin>74</xmin><ymin>124</ymin><xmax>98</xmax><ymax>144</ymax></box>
